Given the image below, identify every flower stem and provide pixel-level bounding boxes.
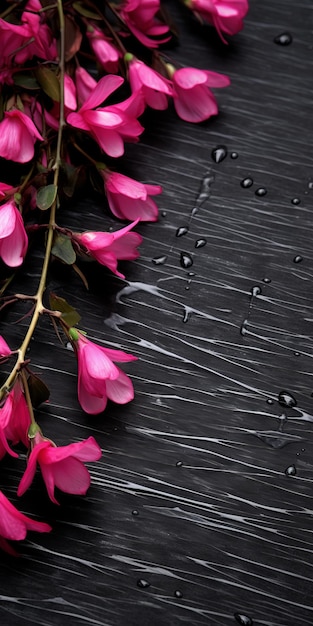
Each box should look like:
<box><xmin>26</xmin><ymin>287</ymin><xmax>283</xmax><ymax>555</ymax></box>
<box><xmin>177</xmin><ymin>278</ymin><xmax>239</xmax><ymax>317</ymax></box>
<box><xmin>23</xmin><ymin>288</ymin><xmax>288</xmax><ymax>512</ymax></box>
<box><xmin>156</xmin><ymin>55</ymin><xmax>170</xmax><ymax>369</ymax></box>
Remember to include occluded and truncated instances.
<box><xmin>0</xmin><ymin>0</ymin><xmax>66</xmax><ymax>403</ymax></box>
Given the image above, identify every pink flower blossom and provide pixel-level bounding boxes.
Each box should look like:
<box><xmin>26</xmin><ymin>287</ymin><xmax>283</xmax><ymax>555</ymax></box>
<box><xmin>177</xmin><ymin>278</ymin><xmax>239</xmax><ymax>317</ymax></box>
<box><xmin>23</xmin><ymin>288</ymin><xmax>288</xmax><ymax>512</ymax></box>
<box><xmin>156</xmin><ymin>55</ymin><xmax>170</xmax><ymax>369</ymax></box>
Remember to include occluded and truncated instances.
<box><xmin>188</xmin><ymin>0</ymin><xmax>248</xmax><ymax>41</ymax></box>
<box><xmin>102</xmin><ymin>170</ymin><xmax>162</xmax><ymax>221</ymax></box>
<box><xmin>170</xmin><ymin>66</ymin><xmax>230</xmax><ymax>123</ymax></box>
<box><xmin>86</xmin><ymin>25</ymin><xmax>120</xmax><ymax>73</ymax></box>
<box><xmin>75</xmin><ymin>67</ymin><xmax>97</xmax><ymax>107</ymax></box>
<box><xmin>75</xmin><ymin>219</ymin><xmax>142</xmax><ymax>279</ymax></box>
<box><xmin>72</xmin><ymin>332</ymin><xmax>137</xmax><ymax>414</ymax></box>
<box><xmin>0</xmin><ymin>109</ymin><xmax>43</xmax><ymax>163</ymax></box>
<box><xmin>0</xmin><ymin>397</ymin><xmax>19</xmax><ymax>461</ymax></box>
<box><xmin>0</xmin><ymin>0</ymin><xmax>56</xmax><ymax>64</ymax></box>
<box><xmin>120</xmin><ymin>0</ymin><xmax>171</xmax><ymax>48</ymax></box>
<box><xmin>0</xmin><ymin>199</ymin><xmax>28</xmax><ymax>267</ymax></box>
<box><xmin>127</xmin><ymin>56</ymin><xmax>173</xmax><ymax>110</ymax></box>
<box><xmin>0</xmin><ymin>490</ymin><xmax>51</xmax><ymax>556</ymax></box>
<box><xmin>17</xmin><ymin>433</ymin><xmax>102</xmax><ymax>504</ymax></box>
<box><xmin>2</xmin><ymin>381</ymin><xmax>31</xmax><ymax>448</ymax></box>
<box><xmin>67</xmin><ymin>75</ymin><xmax>144</xmax><ymax>158</ymax></box>
<box><xmin>0</xmin><ymin>335</ymin><xmax>12</xmax><ymax>358</ymax></box>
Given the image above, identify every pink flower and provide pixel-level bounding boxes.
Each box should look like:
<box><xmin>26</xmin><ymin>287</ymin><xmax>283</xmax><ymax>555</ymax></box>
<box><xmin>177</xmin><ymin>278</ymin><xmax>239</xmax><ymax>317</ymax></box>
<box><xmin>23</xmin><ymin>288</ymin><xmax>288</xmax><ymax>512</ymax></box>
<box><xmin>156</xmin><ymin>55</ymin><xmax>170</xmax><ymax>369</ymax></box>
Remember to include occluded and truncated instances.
<box><xmin>102</xmin><ymin>170</ymin><xmax>162</xmax><ymax>221</ymax></box>
<box><xmin>120</xmin><ymin>0</ymin><xmax>171</xmax><ymax>48</ymax></box>
<box><xmin>2</xmin><ymin>381</ymin><xmax>31</xmax><ymax>448</ymax></box>
<box><xmin>75</xmin><ymin>219</ymin><xmax>143</xmax><ymax>279</ymax></box>
<box><xmin>0</xmin><ymin>397</ymin><xmax>19</xmax><ymax>461</ymax></box>
<box><xmin>86</xmin><ymin>25</ymin><xmax>120</xmax><ymax>73</ymax></box>
<box><xmin>75</xmin><ymin>67</ymin><xmax>97</xmax><ymax>107</ymax></box>
<box><xmin>67</xmin><ymin>75</ymin><xmax>144</xmax><ymax>158</ymax></box>
<box><xmin>0</xmin><ymin>199</ymin><xmax>28</xmax><ymax>267</ymax></box>
<box><xmin>0</xmin><ymin>0</ymin><xmax>56</xmax><ymax>64</ymax></box>
<box><xmin>170</xmin><ymin>66</ymin><xmax>230</xmax><ymax>123</ymax></box>
<box><xmin>0</xmin><ymin>109</ymin><xmax>43</xmax><ymax>163</ymax></box>
<box><xmin>17</xmin><ymin>433</ymin><xmax>102</xmax><ymax>504</ymax></box>
<box><xmin>0</xmin><ymin>335</ymin><xmax>12</xmax><ymax>358</ymax></box>
<box><xmin>72</xmin><ymin>332</ymin><xmax>137</xmax><ymax>414</ymax></box>
<box><xmin>188</xmin><ymin>0</ymin><xmax>248</xmax><ymax>41</ymax></box>
<box><xmin>126</xmin><ymin>55</ymin><xmax>173</xmax><ymax>110</ymax></box>
<box><xmin>0</xmin><ymin>490</ymin><xmax>51</xmax><ymax>556</ymax></box>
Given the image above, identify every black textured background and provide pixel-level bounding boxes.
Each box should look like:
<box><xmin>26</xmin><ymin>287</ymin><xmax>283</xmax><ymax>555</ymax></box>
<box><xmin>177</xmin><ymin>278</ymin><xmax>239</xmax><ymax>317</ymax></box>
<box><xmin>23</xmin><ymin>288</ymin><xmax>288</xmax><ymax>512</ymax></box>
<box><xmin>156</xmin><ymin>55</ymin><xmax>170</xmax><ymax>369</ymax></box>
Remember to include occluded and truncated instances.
<box><xmin>1</xmin><ymin>1</ymin><xmax>313</xmax><ymax>625</ymax></box>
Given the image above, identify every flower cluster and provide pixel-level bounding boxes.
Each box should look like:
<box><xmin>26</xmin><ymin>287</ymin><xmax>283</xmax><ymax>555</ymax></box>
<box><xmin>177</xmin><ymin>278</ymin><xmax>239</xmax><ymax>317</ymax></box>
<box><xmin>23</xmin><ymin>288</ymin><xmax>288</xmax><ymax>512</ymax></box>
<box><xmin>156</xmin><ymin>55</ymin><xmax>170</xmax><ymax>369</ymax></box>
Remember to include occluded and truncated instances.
<box><xmin>0</xmin><ymin>0</ymin><xmax>248</xmax><ymax>554</ymax></box>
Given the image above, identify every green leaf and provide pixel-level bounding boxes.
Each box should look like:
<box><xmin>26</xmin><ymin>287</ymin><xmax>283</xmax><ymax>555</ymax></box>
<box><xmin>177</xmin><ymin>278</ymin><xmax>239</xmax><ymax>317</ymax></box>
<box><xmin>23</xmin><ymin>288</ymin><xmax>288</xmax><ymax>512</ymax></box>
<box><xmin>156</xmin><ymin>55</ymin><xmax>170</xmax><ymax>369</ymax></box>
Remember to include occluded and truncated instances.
<box><xmin>27</xmin><ymin>372</ymin><xmax>50</xmax><ymax>408</ymax></box>
<box><xmin>49</xmin><ymin>293</ymin><xmax>81</xmax><ymax>327</ymax></box>
<box><xmin>13</xmin><ymin>72</ymin><xmax>40</xmax><ymax>90</ymax></box>
<box><xmin>73</xmin><ymin>1</ymin><xmax>102</xmax><ymax>19</ymax></box>
<box><xmin>61</xmin><ymin>163</ymin><xmax>81</xmax><ymax>198</ymax></box>
<box><xmin>36</xmin><ymin>184</ymin><xmax>57</xmax><ymax>211</ymax></box>
<box><xmin>52</xmin><ymin>234</ymin><xmax>76</xmax><ymax>265</ymax></box>
<box><xmin>35</xmin><ymin>66</ymin><xmax>60</xmax><ymax>102</ymax></box>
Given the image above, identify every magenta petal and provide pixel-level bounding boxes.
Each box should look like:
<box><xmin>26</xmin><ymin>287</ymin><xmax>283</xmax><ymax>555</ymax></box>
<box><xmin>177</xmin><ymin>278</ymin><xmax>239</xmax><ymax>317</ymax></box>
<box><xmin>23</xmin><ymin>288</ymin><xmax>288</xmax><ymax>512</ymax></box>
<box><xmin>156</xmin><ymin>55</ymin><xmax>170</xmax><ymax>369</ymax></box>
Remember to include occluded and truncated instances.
<box><xmin>109</xmin><ymin>232</ymin><xmax>142</xmax><ymax>259</ymax></box>
<box><xmin>81</xmin><ymin>74</ymin><xmax>124</xmax><ymax>111</ymax></box>
<box><xmin>40</xmin><ymin>464</ymin><xmax>59</xmax><ymax>504</ymax></box>
<box><xmin>78</xmin><ymin>371</ymin><xmax>108</xmax><ymax>414</ymax></box>
<box><xmin>51</xmin><ymin>457</ymin><xmax>91</xmax><ymax>495</ymax></box>
<box><xmin>93</xmin><ymin>128</ymin><xmax>124</xmax><ymax>157</ymax></box>
<box><xmin>105</xmin><ymin>368</ymin><xmax>135</xmax><ymax>404</ymax></box>
<box><xmin>0</xmin><ymin>335</ymin><xmax>11</xmax><ymax>357</ymax></box>
<box><xmin>0</xmin><ymin>201</ymin><xmax>16</xmax><ymax>239</ymax></box>
<box><xmin>17</xmin><ymin>442</ymin><xmax>50</xmax><ymax>496</ymax></box>
<box><xmin>101</xmin><ymin>346</ymin><xmax>138</xmax><ymax>363</ymax></box>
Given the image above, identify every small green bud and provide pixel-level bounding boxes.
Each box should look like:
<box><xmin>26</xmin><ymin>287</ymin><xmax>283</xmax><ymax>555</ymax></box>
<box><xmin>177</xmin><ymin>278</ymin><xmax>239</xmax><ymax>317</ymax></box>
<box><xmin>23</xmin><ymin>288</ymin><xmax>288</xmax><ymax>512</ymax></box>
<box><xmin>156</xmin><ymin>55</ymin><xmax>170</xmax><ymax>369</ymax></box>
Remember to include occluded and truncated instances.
<box><xmin>28</xmin><ymin>422</ymin><xmax>41</xmax><ymax>439</ymax></box>
<box><xmin>14</xmin><ymin>192</ymin><xmax>22</xmax><ymax>203</ymax></box>
<box><xmin>69</xmin><ymin>327</ymin><xmax>79</xmax><ymax>341</ymax></box>
<box><xmin>124</xmin><ymin>52</ymin><xmax>134</xmax><ymax>63</ymax></box>
<box><xmin>165</xmin><ymin>63</ymin><xmax>176</xmax><ymax>78</ymax></box>
<box><xmin>95</xmin><ymin>162</ymin><xmax>107</xmax><ymax>171</ymax></box>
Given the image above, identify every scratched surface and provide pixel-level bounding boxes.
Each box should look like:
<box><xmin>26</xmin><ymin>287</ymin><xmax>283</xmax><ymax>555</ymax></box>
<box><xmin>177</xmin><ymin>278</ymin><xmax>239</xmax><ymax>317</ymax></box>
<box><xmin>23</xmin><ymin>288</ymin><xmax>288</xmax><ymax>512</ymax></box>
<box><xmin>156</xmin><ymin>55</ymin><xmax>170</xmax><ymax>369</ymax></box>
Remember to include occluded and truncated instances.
<box><xmin>1</xmin><ymin>0</ymin><xmax>313</xmax><ymax>625</ymax></box>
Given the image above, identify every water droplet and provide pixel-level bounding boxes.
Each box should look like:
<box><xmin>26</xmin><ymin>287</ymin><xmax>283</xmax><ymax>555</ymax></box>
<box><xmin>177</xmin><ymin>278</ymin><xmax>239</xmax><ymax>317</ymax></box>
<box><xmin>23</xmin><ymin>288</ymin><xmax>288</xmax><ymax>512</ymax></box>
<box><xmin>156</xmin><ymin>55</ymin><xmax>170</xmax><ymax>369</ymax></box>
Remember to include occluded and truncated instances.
<box><xmin>180</xmin><ymin>253</ymin><xmax>193</xmax><ymax>269</ymax></box>
<box><xmin>234</xmin><ymin>613</ymin><xmax>253</xmax><ymax>626</ymax></box>
<box><xmin>255</xmin><ymin>187</ymin><xmax>267</xmax><ymax>197</ymax></box>
<box><xmin>137</xmin><ymin>579</ymin><xmax>150</xmax><ymax>589</ymax></box>
<box><xmin>174</xmin><ymin>590</ymin><xmax>183</xmax><ymax>598</ymax></box>
<box><xmin>185</xmin><ymin>286</ymin><xmax>190</xmax><ymax>291</ymax></box>
<box><xmin>293</xmin><ymin>255</ymin><xmax>303</xmax><ymax>263</ymax></box>
<box><xmin>291</xmin><ymin>197</ymin><xmax>301</xmax><ymax>205</ymax></box>
<box><xmin>262</xmin><ymin>277</ymin><xmax>271</xmax><ymax>284</ymax></box>
<box><xmin>211</xmin><ymin>145</ymin><xmax>227</xmax><ymax>163</ymax></box>
<box><xmin>240</xmin><ymin>320</ymin><xmax>248</xmax><ymax>336</ymax></box>
<box><xmin>251</xmin><ymin>285</ymin><xmax>262</xmax><ymax>297</ymax></box>
<box><xmin>294</xmin><ymin>351</ymin><xmax>300</xmax><ymax>357</ymax></box>
<box><xmin>176</xmin><ymin>461</ymin><xmax>183</xmax><ymax>467</ymax></box>
<box><xmin>191</xmin><ymin>207</ymin><xmax>198</xmax><ymax>217</ymax></box>
<box><xmin>308</xmin><ymin>181</ymin><xmax>313</xmax><ymax>190</ymax></box>
<box><xmin>152</xmin><ymin>255</ymin><xmax>167</xmax><ymax>265</ymax></box>
<box><xmin>132</xmin><ymin>510</ymin><xmax>139</xmax><ymax>516</ymax></box>
<box><xmin>266</xmin><ymin>398</ymin><xmax>274</xmax><ymax>405</ymax></box>
<box><xmin>278</xmin><ymin>390</ymin><xmax>297</xmax><ymax>408</ymax></box>
<box><xmin>188</xmin><ymin>272</ymin><xmax>195</xmax><ymax>277</ymax></box>
<box><xmin>195</xmin><ymin>238</ymin><xmax>207</xmax><ymax>249</ymax></box>
<box><xmin>176</xmin><ymin>226</ymin><xmax>188</xmax><ymax>237</ymax></box>
<box><xmin>230</xmin><ymin>152</ymin><xmax>238</xmax><ymax>159</ymax></box>
<box><xmin>240</xmin><ymin>177</ymin><xmax>253</xmax><ymax>188</ymax></box>
<box><xmin>274</xmin><ymin>32</ymin><xmax>293</xmax><ymax>45</ymax></box>
<box><xmin>161</xmin><ymin>211</ymin><xmax>167</xmax><ymax>217</ymax></box>
<box><xmin>301</xmin><ymin>448</ymin><xmax>306</xmax><ymax>452</ymax></box>
<box><xmin>285</xmin><ymin>464</ymin><xmax>297</xmax><ymax>476</ymax></box>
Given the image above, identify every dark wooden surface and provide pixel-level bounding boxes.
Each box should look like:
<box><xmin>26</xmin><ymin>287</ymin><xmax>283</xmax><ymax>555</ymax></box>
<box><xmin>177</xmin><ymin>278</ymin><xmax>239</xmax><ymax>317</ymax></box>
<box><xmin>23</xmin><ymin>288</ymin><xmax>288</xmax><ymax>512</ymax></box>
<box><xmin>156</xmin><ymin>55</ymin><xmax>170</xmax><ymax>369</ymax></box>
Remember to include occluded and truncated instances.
<box><xmin>1</xmin><ymin>1</ymin><xmax>313</xmax><ymax>624</ymax></box>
